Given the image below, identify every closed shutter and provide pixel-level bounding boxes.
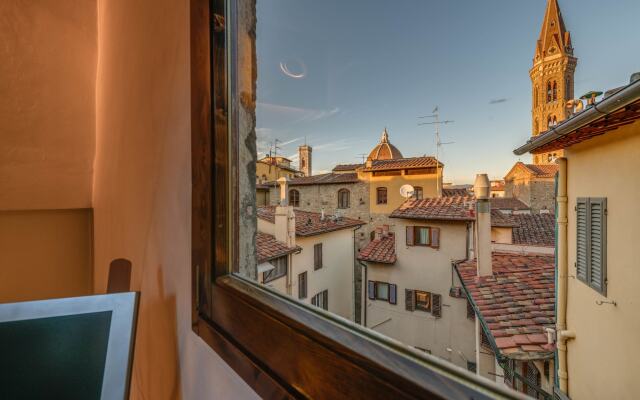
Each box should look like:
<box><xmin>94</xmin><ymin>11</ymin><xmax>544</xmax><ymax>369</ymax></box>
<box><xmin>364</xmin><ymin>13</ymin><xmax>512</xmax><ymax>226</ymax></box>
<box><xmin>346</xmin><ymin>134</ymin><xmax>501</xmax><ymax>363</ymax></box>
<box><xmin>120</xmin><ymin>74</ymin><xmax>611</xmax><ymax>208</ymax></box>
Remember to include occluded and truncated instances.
<box><xmin>368</xmin><ymin>281</ymin><xmax>375</xmax><ymax>300</ymax></box>
<box><xmin>431</xmin><ymin>294</ymin><xmax>442</xmax><ymax>318</ymax></box>
<box><xmin>298</xmin><ymin>272</ymin><xmax>307</xmax><ymax>299</ymax></box>
<box><xmin>314</xmin><ymin>243</ymin><xmax>323</xmax><ymax>270</ymax></box>
<box><xmin>389</xmin><ymin>284</ymin><xmax>397</xmax><ymax>305</ymax></box>
<box><xmin>406</xmin><ymin>226</ymin><xmax>414</xmax><ymax>246</ymax></box>
<box><xmin>311</xmin><ymin>294</ymin><xmax>317</xmax><ymax>306</ymax></box>
<box><xmin>576</xmin><ymin>198</ymin><xmax>588</xmax><ymax>282</ymax></box>
<box><xmin>405</xmin><ymin>289</ymin><xmax>415</xmax><ymax>311</ymax></box>
<box><xmin>323</xmin><ymin>290</ymin><xmax>329</xmax><ymax>310</ymax></box>
<box><xmin>589</xmin><ymin>198</ymin><xmax>606</xmax><ymax>294</ymax></box>
<box><xmin>430</xmin><ymin>228</ymin><xmax>440</xmax><ymax>248</ymax></box>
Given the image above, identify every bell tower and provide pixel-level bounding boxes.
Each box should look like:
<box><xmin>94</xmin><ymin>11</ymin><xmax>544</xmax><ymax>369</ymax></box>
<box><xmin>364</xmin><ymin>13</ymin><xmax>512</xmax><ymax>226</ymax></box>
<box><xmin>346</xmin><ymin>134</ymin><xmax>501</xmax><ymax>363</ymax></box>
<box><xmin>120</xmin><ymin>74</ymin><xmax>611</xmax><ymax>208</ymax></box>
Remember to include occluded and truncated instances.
<box><xmin>530</xmin><ymin>0</ymin><xmax>577</xmax><ymax>164</ymax></box>
<box><xmin>298</xmin><ymin>144</ymin><xmax>312</xmax><ymax>177</ymax></box>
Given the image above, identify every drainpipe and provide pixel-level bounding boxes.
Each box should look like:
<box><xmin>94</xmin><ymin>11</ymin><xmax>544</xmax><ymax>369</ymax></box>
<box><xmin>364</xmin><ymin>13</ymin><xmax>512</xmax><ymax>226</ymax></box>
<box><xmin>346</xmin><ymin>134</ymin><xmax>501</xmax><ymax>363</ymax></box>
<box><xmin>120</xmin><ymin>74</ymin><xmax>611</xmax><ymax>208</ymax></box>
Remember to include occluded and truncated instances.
<box><xmin>556</xmin><ymin>157</ymin><xmax>575</xmax><ymax>393</ymax></box>
<box><xmin>359</xmin><ymin>260</ymin><xmax>368</xmax><ymax>327</ymax></box>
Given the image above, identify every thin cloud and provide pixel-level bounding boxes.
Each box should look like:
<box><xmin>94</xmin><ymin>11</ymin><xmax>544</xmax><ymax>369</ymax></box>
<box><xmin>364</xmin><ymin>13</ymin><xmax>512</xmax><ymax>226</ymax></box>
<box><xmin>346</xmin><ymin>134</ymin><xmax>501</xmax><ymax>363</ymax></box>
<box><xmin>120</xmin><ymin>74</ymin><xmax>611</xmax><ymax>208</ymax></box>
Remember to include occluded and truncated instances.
<box><xmin>489</xmin><ymin>98</ymin><xmax>509</xmax><ymax>104</ymax></box>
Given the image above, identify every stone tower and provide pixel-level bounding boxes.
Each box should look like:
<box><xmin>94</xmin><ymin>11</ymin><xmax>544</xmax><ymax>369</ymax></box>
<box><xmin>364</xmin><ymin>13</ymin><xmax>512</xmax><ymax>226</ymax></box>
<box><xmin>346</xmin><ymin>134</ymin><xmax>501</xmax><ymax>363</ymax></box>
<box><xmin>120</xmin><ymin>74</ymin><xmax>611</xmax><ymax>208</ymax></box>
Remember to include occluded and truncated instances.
<box><xmin>530</xmin><ymin>0</ymin><xmax>577</xmax><ymax>165</ymax></box>
<box><xmin>298</xmin><ymin>144</ymin><xmax>312</xmax><ymax>177</ymax></box>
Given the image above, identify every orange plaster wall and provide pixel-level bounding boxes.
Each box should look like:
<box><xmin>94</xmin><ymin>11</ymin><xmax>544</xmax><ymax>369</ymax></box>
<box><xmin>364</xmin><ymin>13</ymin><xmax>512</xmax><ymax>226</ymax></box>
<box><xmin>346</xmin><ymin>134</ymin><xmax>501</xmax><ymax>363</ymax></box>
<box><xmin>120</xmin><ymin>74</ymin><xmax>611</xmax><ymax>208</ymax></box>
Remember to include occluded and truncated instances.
<box><xmin>93</xmin><ymin>0</ymin><xmax>258</xmax><ymax>398</ymax></box>
<box><xmin>0</xmin><ymin>1</ymin><xmax>96</xmax><ymax>210</ymax></box>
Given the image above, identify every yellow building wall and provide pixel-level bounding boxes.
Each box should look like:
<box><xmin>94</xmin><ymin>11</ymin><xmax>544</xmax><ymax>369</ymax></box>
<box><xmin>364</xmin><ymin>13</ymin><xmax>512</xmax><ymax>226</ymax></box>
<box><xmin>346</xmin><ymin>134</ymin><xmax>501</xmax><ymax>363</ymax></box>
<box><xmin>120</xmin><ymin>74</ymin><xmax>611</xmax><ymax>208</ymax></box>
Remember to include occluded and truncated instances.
<box><xmin>363</xmin><ymin>170</ymin><xmax>442</xmax><ymax>215</ymax></box>
<box><xmin>564</xmin><ymin>120</ymin><xmax>640</xmax><ymax>400</ymax></box>
<box><xmin>0</xmin><ymin>209</ymin><xmax>93</xmax><ymax>303</ymax></box>
<box><xmin>256</xmin><ymin>161</ymin><xmax>297</xmax><ymax>182</ymax></box>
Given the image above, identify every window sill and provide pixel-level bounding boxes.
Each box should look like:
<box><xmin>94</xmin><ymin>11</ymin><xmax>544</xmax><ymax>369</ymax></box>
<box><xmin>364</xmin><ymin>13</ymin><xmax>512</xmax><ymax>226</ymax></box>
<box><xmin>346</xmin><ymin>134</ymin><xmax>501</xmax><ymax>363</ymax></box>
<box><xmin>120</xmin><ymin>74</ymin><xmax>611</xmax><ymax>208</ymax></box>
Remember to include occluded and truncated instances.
<box><xmin>195</xmin><ymin>274</ymin><xmax>523</xmax><ymax>399</ymax></box>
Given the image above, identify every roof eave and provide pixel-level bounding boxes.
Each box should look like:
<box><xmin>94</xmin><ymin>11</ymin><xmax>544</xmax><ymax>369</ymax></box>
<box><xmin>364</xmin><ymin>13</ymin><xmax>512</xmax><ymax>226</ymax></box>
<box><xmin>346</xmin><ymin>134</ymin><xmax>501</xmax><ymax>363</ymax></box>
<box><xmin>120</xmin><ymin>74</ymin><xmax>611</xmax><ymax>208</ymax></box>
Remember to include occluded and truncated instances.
<box><xmin>513</xmin><ymin>79</ymin><xmax>640</xmax><ymax>155</ymax></box>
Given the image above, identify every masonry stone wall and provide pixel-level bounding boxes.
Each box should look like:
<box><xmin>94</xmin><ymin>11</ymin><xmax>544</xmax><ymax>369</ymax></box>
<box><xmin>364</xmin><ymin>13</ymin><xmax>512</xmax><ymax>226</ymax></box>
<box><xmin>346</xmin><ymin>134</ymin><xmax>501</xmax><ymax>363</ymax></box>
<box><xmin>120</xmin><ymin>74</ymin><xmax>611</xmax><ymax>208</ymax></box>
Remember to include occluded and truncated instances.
<box><xmin>529</xmin><ymin>180</ymin><xmax>555</xmax><ymax>213</ymax></box>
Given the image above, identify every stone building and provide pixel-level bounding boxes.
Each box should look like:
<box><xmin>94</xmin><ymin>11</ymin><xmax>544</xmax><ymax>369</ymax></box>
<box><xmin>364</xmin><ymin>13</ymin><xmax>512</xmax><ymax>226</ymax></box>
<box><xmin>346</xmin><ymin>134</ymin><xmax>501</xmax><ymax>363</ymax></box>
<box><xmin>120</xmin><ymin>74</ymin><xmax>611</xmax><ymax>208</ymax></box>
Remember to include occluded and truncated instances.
<box><xmin>504</xmin><ymin>162</ymin><xmax>557</xmax><ymax>213</ymax></box>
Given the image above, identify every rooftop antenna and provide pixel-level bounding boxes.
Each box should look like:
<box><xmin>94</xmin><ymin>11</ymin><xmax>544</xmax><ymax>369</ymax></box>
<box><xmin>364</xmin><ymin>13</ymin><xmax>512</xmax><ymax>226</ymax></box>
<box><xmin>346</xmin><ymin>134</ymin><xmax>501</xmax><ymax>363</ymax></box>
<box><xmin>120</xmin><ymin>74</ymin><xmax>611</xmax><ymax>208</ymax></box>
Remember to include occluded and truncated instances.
<box><xmin>271</xmin><ymin>138</ymin><xmax>282</xmax><ymax>177</ymax></box>
<box><xmin>356</xmin><ymin>154</ymin><xmax>368</xmax><ymax>164</ymax></box>
<box><xmin>418</xmin><ymin>106</ymin><xmax>454</xmax><ymax>196</ymax></box>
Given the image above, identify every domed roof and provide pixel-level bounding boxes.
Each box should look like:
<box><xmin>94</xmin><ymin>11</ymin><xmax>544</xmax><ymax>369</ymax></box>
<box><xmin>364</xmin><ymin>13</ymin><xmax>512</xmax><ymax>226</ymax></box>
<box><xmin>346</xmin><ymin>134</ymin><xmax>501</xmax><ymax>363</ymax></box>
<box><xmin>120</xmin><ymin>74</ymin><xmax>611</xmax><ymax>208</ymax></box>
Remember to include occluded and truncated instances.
<box><xmin>367</xmin><ymin>128</ymin><xmax>403</xmax><ymax>161</ymax></box>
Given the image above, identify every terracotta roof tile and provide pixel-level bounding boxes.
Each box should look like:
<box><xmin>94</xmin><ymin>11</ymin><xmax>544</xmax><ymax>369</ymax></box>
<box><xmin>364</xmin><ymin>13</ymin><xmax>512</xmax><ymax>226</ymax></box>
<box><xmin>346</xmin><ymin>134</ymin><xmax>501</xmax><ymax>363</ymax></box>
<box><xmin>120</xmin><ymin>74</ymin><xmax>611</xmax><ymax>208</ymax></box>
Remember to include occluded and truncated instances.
<box><xmin>512</xmin><ymin>213</ymin><xmax>555</xmax><ymax>247</ymax></box>
<box><xmin>456</xmin><ymin>252</ymin><xmax>555</xmax><ymax>360</ymax></box>
<box><xmin>523</xmin><ymin>163</ymin><xmax>559</xmax><ymax>178</ymax></box>
<box><xmin>256</xmin><ymin>232</ymin><xmax>300</xmax><ymax>263</ymax></box>
<box><xmin>490</xmin><ymin>197</ymin><xmax>530</xmax><ymax>211</ymax></box>
<box><xmin>332</xmin><ymin>163</ymin><xmax>363</xmax><ymax>172</ymax></box>
<box><xmin>361</xmin><ymin>157</ymin><xmax>442</xmax><ymax>172</ymax></box>
<box><xmin>390</xmin><ymin>197</ymin><xmax>517</xmax><ymax>228</ymax></box>
<box><xmin>257</xmin><ymin>206</ymin><xmax>364</xmax><ymax>237</ymax></box>
<box><xmin>286</xmin><ymin>173</ymin><xmax>359</xmax><ymax>186</ymax></box>
<box><xmin>358</xmin><ymin>233</ymin><xmax>396</xmax><ymax>264</ymax></box>
<box><xmin>442</xmin><ymin>188</ymin><xmax>470</xmax><ymax>197</ymax></box>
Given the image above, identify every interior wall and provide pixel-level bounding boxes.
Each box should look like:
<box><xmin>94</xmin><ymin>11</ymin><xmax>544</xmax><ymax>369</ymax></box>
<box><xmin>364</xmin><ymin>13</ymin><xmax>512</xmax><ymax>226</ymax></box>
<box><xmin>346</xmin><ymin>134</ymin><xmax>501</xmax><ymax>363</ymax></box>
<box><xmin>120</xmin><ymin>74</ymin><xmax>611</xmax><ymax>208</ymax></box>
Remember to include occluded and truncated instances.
<box><xmin>0</xmin><ymin>209</ymin><xmax>93</xmax><ymax>303</ymax></box>
<box><xmin>93</xmin><ymin>0</ymin><xmax>257</xmax><ymax>398</ymax></box>
<box><xmin>0</xmin><ymin>0</ymin><xmax>96</xmax><ymax>210</ymax></box>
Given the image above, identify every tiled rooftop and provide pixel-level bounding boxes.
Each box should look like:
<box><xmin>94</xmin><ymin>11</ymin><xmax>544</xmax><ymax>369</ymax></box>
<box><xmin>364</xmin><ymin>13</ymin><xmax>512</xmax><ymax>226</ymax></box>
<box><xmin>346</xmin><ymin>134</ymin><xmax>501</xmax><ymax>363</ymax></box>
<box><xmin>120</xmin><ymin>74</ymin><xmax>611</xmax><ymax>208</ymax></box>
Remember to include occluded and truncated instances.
<box><xmin>257</xmin><ymin>206</ymin><xmax>365</xmax><ymax>237</ymax></box>
<box><xmin>490</xmin><ymin>197</ymin><xmax>530</xmax><ymax>211</ymax></box>
<box><xmin>521</xmin><ymin>163</ymin><xmax>559</xmax><ymax>178</ymax></box>
<box><xmin>390</xmin><ymin>196</ymin><xmax>475</xmax><ymax>222</ymax></box>
<box><xmin>286</xmin><ymin>173</ymin><xmax>359</xmax><ymax>186</ymax></box>
<box><xmin>361</xmin><ymin>157</ymin><xmax>442</xmax><ymax>172</ymax></box>
<box><xmin>357</xmin><ymin>233</ymin><xmax>396</xmax><ymax>264</ymax></box>
<box><xmin>512</xmin><ymin>213</ymin><xmax>555</xmax><ymax>247</ymax></box>
<box><xmin>332</xmin><ymin>163</ymin><xmax>363</xmax><ymax>172</ymax></box>
<box><xmin>442</xmin><ymin>188</ymin><xmax>470</xmax><ymax>197</ymax></box>
<box><xmin>256</xmin><ymin>232</ymin><xmax>300</xmax><ymax>263</ymax></box>
<box><xmin>456</xmin><ymin>253</ymin><xmax>555</xmax><ymax>360</ymax></box>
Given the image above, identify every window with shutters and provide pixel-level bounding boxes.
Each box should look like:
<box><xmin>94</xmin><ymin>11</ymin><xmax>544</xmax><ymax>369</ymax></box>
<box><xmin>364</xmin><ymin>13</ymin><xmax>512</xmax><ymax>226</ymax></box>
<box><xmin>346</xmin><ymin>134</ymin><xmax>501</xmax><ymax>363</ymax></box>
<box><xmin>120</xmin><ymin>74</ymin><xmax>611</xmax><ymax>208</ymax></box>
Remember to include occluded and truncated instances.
<box><xmin>376</xmin><ymin>187</ymin><xmax>387</xmax><ymax>204</ymax></box>
<box><xmin>298</xmin><ymin>271</ymin><xmax>307</xmax><ymax>299</ymax></box>
<box><xmin>406</xmin><ymin>226</ymin><xmax>440</xmax><ymax>248</ymax></box>
<box><xmin>576</xmin><ymin>198</ymin><xmax>607</xmax><ymax>295</ymax></box>
<box><xmin>415</xmin><ymin>290</ymin><xmax>431</xmax><ymax>312</ymax></box>
<box><xmin>313</xmin><ymin>243</ymin><xmax>323</xmax><ymax>270</ymax></box>
<box><xmin>311</xmin><ymin>290</ymin><xmax>328</xmax><ymax>311</ymax></box>
<box><xmin>337</xmin><ymin>189</ymin><xmax>350</xmax><ymax>209</ymax></box>
<box><xmin>413</xmin><ymin>186</ymin><xmax>423</xmax><ymax>200</ymax></box>
<box><xmin>289</xmin><ymin>189</ymin><xmax>300</xmax><ymax>207</ymax></box>
<box><xmin>368</xmin><ymin>281</ymin><xmax>396</xmax><ymax>304</ymax></box>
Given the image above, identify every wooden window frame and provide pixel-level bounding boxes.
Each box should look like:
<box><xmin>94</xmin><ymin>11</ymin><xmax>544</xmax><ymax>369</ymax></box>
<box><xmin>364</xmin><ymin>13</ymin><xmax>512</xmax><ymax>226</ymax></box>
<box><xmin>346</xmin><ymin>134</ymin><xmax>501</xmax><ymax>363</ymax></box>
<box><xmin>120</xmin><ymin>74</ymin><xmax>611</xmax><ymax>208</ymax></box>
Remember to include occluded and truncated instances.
<box><xmin>337</xmin><ymin>188</ymin><xmax>350</xmax><ymax>209</ymax></box>
<box><xmin>406</xmin><ymin>226</ymin><xmax>440</xmax><ymax>249</ymax></box>
<box><xmin>289</xmin><ymin>189</ymin><xmax>300</xmax><ymax>207</ymax></box>
<box><xmin>376</xmin><ymin>187</ymin><xmax>387</xmax><ymax>204</ymax></box>
<box><xmin>414</xmin><ymin>290</ymin><xmax>431</xmax><ymax>312</ymax></box>
<box><xmin>190</xmin><ymin>0</ymin><xmax>517</xmax><ymax>398</ymax></box>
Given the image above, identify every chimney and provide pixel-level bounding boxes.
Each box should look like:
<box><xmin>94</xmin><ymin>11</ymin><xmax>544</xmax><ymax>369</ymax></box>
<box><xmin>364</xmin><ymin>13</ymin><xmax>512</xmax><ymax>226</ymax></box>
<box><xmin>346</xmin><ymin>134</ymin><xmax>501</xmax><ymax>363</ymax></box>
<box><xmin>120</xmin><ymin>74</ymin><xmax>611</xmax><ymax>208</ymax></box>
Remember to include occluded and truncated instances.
<box><xmin>275</xmin><ymin>177</ymin><xmax>296</xmax><ymax>247</ymax></box>
<box><xmin>474</xmin><ymin>174</ymin><xmax>492</xmax><ymax>277</ymax></box>
<box><xmin>374</xmin><ymin>227</ymin><xmax>383</xmax><ymax>240</ymax></box>
<box><xmin>277</xmin><ymin>177</ymin><xmax>289</xmax><ymax>206</ymax></box>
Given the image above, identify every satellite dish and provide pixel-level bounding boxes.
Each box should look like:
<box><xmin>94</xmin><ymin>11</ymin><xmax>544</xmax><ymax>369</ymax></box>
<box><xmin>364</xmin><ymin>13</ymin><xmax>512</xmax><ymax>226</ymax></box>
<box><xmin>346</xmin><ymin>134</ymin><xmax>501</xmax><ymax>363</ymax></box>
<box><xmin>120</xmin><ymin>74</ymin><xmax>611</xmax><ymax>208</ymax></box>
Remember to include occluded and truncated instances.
<box><xmin>400</xmin><ymin>184</ymin><xmax>415</xmax><ymax>199</ymax></box>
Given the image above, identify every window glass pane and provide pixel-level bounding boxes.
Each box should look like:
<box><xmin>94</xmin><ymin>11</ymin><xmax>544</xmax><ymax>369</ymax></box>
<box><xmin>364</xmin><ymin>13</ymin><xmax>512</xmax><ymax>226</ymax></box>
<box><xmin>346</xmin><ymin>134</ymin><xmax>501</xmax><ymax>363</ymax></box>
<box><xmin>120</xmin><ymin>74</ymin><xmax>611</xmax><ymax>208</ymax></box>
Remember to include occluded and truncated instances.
<box><xmin>232</xmin><ymin>1</ymin><xmax>564</xmax><ymax>396</ymax></box>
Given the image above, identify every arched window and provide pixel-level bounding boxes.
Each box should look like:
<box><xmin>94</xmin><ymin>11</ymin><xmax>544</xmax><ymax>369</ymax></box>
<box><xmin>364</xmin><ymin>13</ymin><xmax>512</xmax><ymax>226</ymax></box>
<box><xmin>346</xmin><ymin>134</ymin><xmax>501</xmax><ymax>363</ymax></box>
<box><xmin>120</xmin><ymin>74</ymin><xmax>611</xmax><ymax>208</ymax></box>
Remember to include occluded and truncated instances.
<box><xmin>547</xmin><ymin>82</ymin><xmax>552</xmax><ymax>103</ymax></box>
<box><xmin>376</xmin><ymin>187</ymin><xmax>387</xmax><ymax>205</ymax></box>
<box><xmin>566</xmin><ymin>79</ymin><xmax>571</xmax><ymax>100</ymax></box>
<box><xmin>552</xmin><ymin>81</ymin><xmax>558</xmax><ymax>101</ymax></box>
<box><xmin>337</xmin><ymin>189</ymin><xmax>350</xmax><ymax>209</ymax></box>
<box><xmin>289</xmin><ymin>189</ymin><xmax>300</xmax><ymax>207</ymax></box>
<box><xmin>413</xmin><ymin>186</ymin><xmax>423</xmax><ymax>200</ymax></box>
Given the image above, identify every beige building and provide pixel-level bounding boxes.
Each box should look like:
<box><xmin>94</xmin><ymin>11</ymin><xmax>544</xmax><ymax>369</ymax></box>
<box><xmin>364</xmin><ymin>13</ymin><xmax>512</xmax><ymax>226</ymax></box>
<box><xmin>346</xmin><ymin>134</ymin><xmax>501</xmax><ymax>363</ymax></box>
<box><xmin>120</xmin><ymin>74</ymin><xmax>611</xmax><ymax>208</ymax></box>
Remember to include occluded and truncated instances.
<box><xmin>256</xmin><ymin>155</ymin><xmax>302</xmax><ymax>184</ymax></box>
<box><xmin>357</xmin><ymin>195</ymin><xmax>524</xmax><ymax>371</ymax></box>
<box><xmin>514</xmin><ymin>72</ymin><xmax>640</xmax><ymax>400</ymax></box>
<box><xmin>257</xmin><ymin>203</ymin><xmax>364</xmax><ymax>321</ymax></box>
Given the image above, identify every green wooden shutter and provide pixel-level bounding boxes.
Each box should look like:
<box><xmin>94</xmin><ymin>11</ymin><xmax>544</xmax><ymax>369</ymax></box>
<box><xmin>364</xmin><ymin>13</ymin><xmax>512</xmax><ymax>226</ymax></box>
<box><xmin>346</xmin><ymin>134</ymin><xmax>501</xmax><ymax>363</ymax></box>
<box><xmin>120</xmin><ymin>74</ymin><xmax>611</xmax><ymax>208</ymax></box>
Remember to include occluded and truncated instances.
<box><xmin>430</xmin><ymin>228</ymin><xmax>440</xmax><ymax>248</ymax></box>
<box><xmin>368</xmin><ymin>281</ymin><xmax>375</xmax><ymax>300</ymax></box>
<box><xmin>576</xmin><ymin>198</ymin><xmax>588</xmax><ymax>282</ymax></box>
<box><xmin>405</xmin><ymin>289</ymin><xmax>415</xmax><ymax>311</ymax></box>
<box><xmin>589</xmin><ymin>198</ymin><xmax>607</xmax><ymax>295</ymax></box>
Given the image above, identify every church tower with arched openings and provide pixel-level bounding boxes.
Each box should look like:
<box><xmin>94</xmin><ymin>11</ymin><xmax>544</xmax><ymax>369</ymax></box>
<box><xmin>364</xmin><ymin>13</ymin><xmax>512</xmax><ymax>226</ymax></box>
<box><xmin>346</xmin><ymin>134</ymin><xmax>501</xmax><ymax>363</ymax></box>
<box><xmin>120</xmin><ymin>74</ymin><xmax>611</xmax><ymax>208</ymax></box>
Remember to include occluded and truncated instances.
<box><xmin>530</xmin><ymin>0</ymin><xmax>577</xmax><ymax>164</ymax></box>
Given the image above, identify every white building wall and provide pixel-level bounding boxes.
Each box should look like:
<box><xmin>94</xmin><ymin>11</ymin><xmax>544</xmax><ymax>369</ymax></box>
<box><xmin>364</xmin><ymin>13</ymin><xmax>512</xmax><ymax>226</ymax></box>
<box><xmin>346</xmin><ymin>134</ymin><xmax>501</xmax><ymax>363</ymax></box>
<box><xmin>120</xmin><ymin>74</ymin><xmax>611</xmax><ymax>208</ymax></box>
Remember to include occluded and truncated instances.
<box><xmin>365</xmin><ymin>220</ymin><xmax>476</xmax><ymax>369</ymax></box>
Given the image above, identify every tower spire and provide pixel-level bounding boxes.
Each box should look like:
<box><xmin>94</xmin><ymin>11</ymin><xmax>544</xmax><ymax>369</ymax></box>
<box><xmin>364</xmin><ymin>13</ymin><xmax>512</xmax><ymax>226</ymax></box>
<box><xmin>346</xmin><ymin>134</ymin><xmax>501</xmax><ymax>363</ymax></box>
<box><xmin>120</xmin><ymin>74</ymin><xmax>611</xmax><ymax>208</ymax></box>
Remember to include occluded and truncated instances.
<box><xmin>535</xmin><ymin>0</ymin><xmax>572</xmax><ymax>62</ymax></box>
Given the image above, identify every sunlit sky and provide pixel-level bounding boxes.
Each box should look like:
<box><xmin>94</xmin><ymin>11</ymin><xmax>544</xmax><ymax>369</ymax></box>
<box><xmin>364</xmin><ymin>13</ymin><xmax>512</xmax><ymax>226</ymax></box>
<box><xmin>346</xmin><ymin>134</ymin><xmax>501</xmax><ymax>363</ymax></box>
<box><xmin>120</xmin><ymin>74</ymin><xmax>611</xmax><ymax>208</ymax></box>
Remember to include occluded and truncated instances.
<box><xmin>255</xmin><ymin>0</ymin><xmax>640</xmax><ymax>183</ymax></box>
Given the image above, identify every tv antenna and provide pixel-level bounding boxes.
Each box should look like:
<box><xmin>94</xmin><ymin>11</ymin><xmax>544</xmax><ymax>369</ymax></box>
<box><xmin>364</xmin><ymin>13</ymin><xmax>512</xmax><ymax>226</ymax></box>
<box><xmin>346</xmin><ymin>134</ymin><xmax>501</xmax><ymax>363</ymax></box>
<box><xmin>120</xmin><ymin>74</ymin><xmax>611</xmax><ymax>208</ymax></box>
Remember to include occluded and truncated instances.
<box><xmin>418</xmin><ymin>106</ymin><xmax>454</xmax><ymax>195</ymax></box>
<box><xmin>356</xmin><ymin>154</ymin><xmax>368</xmax><ymax>164</ymax></box>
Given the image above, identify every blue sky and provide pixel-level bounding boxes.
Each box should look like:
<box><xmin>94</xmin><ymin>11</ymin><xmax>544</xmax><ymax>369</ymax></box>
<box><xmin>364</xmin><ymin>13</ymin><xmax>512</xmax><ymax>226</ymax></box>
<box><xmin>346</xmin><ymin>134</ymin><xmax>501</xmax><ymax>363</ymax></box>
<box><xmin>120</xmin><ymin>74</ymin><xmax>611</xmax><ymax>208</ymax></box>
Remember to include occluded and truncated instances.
<box><xmin>255</xmin><ymin>0</ymin><xmax>640</xmax><ymax>183</ymax></box>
